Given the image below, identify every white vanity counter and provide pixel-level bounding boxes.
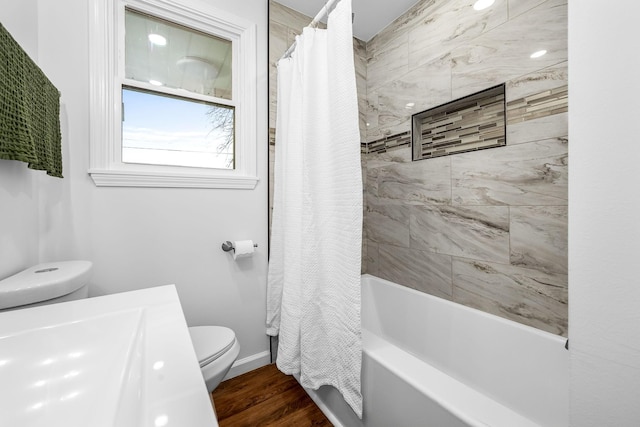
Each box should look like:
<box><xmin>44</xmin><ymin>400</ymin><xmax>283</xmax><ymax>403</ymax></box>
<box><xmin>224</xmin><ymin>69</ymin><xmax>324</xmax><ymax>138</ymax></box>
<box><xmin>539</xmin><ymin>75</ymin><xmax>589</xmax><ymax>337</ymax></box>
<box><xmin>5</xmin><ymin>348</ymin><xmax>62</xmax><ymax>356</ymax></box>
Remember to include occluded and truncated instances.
<box><xmin>0</xmin><ymin>285</ymin><xmax>218</xmax><ymax>427</ymax></box>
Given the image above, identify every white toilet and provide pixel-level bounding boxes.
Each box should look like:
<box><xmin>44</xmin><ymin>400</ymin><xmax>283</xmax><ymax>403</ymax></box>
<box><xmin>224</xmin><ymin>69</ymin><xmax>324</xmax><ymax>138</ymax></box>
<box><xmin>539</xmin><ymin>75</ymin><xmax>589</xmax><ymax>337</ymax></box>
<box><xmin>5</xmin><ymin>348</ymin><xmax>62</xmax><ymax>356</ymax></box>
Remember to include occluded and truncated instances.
<box><xmin>0</xmin><ymin>260</ymin><xmax>92</xmax><ymax>312</ymax></box>
<box><xmin>0</xmin><ymin>260</ymin><xmax>240</xmax><ymax>393</ymax></box>
<box><xmin>189</xmin><ymin>325</ymin><xmax>240</xmax><ymax>392</ymax></box>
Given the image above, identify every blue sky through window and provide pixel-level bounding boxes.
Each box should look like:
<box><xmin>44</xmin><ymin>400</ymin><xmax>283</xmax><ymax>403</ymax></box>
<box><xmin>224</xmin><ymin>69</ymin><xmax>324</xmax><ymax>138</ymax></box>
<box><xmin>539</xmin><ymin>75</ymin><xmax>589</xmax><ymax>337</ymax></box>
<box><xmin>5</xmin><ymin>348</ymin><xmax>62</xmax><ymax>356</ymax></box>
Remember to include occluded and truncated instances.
<box><xmin>122</xmin><ymin>88</ymin><xmax>234</xmax><ymax>169</ymax></box>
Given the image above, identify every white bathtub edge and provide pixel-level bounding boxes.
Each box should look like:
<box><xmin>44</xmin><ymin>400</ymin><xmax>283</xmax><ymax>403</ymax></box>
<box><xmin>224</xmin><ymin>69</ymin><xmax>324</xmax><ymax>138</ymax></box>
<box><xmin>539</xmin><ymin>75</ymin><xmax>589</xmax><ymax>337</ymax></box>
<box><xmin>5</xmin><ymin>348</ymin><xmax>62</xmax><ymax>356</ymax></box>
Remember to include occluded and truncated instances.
<box><xmin>362</xmin><ymin>274</ymin><xmax>566</xmax><ymax>344</ymax></box>
<box><xmin>364</xmin><ymin>330</ymin><xmax>541</xmax><ymax>427</ymax></box>
<box><xmin>294</xmin><ymin>373</ymin><xmax>346</xmax><ymax>427</ymax></box>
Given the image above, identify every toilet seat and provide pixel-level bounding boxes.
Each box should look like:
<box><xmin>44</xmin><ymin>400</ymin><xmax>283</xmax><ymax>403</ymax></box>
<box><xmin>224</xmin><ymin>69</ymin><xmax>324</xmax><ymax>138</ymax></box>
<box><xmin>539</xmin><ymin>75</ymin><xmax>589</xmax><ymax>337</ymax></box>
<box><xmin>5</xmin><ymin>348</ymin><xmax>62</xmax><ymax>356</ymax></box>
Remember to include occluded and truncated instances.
<box><xmin>189</xmin><ymin>326</ymin><xmax>237</xmax><ymax>367</ymax></box>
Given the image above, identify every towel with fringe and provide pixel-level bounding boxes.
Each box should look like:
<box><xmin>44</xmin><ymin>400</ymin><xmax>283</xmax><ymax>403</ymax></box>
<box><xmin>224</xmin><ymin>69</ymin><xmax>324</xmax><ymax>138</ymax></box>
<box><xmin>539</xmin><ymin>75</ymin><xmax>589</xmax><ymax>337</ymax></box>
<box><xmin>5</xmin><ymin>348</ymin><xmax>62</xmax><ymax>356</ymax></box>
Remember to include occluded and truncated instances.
<box><xmin>0</xmin><ymin>23</ymin><xmax>62</xmax><ymax>178</ymax></box>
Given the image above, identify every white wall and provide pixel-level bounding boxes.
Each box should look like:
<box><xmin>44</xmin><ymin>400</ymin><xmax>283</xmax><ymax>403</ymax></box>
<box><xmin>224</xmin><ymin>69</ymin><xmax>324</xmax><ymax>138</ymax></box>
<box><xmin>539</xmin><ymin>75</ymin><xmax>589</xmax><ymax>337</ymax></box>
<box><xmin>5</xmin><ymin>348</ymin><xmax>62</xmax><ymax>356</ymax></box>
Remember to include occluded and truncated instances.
<box><xmin>569</xmin><ymin>3</ymin><xmax>640</xmax><ymax>426</ymax></box>
<box><xmin>0</xmin><ymin>0</ymin><xmax>41</xmax><ymax>279</ymax></box>
<box><xmin>0</xmin><ymin>0</ymin><xmax>270</xmax><ymax>373</ymax></box>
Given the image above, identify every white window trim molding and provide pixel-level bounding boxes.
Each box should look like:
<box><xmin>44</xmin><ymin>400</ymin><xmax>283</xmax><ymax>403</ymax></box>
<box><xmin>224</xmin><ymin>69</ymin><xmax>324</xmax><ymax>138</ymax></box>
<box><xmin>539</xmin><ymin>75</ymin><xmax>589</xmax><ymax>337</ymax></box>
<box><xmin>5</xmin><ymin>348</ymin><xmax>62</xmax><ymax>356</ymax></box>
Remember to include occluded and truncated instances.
<box><xmin>88</xmin><ymin>0</ymin><xmax>258</xmax><ymax>189</ymax></box>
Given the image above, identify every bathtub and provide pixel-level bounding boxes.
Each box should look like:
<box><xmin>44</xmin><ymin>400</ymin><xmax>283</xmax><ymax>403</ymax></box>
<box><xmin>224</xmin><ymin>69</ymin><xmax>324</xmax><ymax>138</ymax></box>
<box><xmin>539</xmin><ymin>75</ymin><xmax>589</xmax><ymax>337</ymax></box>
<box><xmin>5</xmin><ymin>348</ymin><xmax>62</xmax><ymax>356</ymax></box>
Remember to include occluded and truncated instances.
<box><xmin>303</xmin><ymin>274</ymin><xmax>568</xmax><ymax>427</ymax></box>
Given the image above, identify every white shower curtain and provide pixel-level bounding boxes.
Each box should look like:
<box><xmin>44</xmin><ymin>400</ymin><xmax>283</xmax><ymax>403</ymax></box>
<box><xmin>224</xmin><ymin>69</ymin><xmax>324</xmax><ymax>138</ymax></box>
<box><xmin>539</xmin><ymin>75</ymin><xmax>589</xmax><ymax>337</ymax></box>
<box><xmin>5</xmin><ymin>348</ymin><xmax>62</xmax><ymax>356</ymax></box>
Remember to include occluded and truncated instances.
<box><xmin>266</xmin><ymin>0</ymin><xmax>363</xmax><ymax>418</ymax></box>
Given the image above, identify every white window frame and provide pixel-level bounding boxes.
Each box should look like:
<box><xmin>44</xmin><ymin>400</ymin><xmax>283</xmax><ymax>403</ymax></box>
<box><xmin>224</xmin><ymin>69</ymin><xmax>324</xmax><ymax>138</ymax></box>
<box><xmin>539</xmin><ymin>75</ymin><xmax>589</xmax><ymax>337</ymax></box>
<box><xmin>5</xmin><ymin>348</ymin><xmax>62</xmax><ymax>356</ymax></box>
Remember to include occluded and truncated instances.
<box><xmin>88</xmin><ymin>0</ymin><xmax>258</xmax><ymax>189</ymax></box>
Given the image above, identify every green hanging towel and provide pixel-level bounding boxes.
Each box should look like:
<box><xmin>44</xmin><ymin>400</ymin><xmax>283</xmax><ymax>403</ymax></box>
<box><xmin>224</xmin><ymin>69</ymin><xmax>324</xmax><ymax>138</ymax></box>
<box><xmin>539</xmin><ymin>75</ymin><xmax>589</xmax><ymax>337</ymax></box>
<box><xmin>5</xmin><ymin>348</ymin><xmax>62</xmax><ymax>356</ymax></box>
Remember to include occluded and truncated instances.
<box><xmin>0</xmin><ymin>22</ymin><xmax>62</xmax><ymax>178</ymax></box>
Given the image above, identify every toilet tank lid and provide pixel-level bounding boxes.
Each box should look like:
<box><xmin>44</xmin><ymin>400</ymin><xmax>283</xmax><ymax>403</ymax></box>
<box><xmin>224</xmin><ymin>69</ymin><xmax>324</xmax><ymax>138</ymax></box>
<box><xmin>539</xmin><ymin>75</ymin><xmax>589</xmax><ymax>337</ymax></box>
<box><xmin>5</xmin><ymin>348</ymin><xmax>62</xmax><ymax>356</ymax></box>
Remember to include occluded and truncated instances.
<box><xmin>188</xmin><ymin>326</ymin><xmax>236</xmax><ymax>367</ymax></box>
<box><xmin>0</xmin><ymin>261</ymin><xmax>93</xmax><ymax>310</ymax></box>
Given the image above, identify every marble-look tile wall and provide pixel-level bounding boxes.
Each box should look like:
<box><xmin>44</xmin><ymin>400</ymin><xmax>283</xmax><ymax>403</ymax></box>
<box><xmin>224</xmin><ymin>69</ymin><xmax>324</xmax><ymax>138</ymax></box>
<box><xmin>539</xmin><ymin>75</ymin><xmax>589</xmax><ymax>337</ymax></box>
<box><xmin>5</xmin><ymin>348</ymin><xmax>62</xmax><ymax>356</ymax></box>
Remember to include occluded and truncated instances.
<box><xmin>268</xmin><ymin>0</ymin><xmax>567</xmax><ymax>336</ymax></box>
<box><xmin>364</xmin><ymin>0</ymin><xmax>568</xmax><ymax>336</ymax></box>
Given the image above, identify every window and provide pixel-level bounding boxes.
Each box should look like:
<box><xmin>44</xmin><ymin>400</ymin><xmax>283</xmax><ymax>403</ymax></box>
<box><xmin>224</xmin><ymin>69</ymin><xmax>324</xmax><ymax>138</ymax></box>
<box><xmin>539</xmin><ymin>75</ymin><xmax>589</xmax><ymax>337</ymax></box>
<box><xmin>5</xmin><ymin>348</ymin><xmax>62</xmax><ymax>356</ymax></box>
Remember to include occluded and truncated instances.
<box><xmin>121</xmin><ymin>87</ymin><xmax>235</xmax><ymax>169</ymax></box>
<box><xmin>122</xmin><ymin>9</ymin><xmax>235</xmax><ymax>170</ymax></box>
<box><xmin>89</xmin><ymin>0</ymin><xmax>258</xmax><ymax>188</ymax></box>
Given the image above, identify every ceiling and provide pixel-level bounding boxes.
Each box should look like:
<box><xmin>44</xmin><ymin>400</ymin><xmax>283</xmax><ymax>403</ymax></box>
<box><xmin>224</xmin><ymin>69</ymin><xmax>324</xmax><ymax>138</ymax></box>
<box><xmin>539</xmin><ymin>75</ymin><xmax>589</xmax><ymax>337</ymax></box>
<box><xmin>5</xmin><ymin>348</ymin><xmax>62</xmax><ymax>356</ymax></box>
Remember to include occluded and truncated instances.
<box><xmin>274</xmin><ymin>0</ymin><xmax>421</xmax><ymax>41</ymax></box>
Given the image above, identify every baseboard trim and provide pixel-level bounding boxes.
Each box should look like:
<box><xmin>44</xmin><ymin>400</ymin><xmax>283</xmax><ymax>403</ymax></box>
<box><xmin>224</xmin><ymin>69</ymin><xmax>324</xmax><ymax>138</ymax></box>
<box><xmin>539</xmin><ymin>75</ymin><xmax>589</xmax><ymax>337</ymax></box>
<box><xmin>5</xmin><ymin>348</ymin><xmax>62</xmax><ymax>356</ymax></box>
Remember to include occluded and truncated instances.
<box><xmin>224</xmin><ymin>350</ymin><xmax>271</xmax><ymax>380</ymax></box>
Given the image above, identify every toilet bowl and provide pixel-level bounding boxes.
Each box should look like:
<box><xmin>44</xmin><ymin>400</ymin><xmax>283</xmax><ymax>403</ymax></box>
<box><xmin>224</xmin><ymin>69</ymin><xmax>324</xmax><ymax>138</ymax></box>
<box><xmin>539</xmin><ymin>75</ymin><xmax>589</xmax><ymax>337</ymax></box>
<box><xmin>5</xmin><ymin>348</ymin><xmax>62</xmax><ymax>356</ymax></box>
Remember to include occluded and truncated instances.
<box><xmin>189</xmin><ymin>325</ymin><xmax>240</xmax><ymax>392</ymax></box>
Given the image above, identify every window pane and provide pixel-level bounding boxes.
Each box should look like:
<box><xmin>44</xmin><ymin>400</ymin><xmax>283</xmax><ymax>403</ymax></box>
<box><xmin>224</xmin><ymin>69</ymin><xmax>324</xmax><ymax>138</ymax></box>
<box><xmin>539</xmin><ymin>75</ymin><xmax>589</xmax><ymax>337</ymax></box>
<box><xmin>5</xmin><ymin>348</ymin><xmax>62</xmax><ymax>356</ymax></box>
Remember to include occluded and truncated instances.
<box><xmin>122</xmin><ymin>87</ymin><xmax>234</xmax><ymax>169</ymax></box>
<box><xmin>125</xmin><ymin>9</ymin><xmax>232</xmax><ymax>100</ymax></box>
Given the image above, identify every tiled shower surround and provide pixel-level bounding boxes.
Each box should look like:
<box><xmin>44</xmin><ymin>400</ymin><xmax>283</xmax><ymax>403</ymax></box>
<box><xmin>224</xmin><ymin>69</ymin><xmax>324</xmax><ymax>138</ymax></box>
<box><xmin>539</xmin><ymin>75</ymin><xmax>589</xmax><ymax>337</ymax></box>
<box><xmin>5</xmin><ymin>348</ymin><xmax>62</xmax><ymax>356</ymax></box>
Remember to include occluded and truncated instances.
<box><xmin>269</xmin><ymin>0</ymin><xmax>568</xmax><ymax>336</ymax></box>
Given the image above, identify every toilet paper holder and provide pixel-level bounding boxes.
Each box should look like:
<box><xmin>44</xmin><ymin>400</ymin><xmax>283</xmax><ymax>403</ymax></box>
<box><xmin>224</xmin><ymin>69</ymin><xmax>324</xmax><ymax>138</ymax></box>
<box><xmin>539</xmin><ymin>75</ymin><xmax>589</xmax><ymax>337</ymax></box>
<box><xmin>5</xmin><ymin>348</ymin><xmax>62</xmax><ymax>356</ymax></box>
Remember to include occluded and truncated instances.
<box><xmin>221</xmin><ymin>241</ymin><xmax>258</xmax><ymax>252</ymax></box>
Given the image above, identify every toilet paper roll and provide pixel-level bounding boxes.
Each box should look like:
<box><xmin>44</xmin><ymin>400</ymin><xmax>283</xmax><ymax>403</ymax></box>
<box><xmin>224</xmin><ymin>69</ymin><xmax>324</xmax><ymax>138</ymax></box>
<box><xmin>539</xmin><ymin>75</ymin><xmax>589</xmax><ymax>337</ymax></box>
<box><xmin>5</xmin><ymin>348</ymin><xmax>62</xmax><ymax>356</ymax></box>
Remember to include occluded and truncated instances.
<box><xmin>233</xmin><ymin>240</ymin><xmax>255</xmax><ymax>260</ymax></box>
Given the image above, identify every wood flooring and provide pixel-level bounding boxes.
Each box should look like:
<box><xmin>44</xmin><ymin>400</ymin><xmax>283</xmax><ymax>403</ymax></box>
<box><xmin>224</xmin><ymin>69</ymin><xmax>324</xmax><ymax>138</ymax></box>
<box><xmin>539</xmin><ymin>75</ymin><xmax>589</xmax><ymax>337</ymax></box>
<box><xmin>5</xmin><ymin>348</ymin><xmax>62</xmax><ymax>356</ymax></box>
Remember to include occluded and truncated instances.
<box><xmin>211</xmin><ymin>363</ymin><xmax>332</xmax><ymax>426</ymax></box>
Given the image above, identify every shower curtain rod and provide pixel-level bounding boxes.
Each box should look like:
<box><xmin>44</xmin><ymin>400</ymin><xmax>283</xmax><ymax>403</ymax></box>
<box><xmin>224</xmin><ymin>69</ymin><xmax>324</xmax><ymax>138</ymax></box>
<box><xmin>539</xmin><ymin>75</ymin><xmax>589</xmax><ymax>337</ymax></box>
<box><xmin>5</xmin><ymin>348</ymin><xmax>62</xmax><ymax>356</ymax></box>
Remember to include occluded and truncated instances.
<box><xmin>280</xmin><ymin>0</ymin><xmax>342</xmax><ymax>60</ymax></box>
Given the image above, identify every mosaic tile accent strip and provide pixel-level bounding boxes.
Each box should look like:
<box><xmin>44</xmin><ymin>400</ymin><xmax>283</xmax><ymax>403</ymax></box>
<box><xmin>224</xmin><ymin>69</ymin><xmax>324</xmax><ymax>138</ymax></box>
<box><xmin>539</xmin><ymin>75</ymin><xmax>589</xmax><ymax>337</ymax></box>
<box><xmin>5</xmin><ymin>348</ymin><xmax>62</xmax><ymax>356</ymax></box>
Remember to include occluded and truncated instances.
<box><xmin>506</xmin><ymin>84</ymin><xmax>568</xmax><ymax>125</ymax></box>
<box><xmin>412</xmin><ymin>84</ymin><xmax>506</xmax><ymax>160</ymax></box>
<box><xmin>272</xmin><ymin>126</ymin><xmax>374</xmax><ymax>154</ymax></box>
<box><xmin>362</xmin><ymin>131</ymin><xmax>411</xmax><ymax>155</ymax></box>
<box><xmin>274</xmin><ymin>84</ymin><xmax>566</xmax><ymax>157</ymax></box>
<box><xmin>269</xmin><ymin>127</ymin><xmax>276</xmax><ymax>146</ymax></box>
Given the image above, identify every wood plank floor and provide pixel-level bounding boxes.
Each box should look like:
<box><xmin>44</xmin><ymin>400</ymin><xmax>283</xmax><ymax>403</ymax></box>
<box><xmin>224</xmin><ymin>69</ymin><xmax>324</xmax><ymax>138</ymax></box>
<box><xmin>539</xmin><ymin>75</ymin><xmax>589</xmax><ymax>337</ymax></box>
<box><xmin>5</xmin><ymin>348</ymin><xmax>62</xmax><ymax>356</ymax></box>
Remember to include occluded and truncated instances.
<box><xmin>211</xmin><ymin>364</ymin><xmax>332</xmax><ymax>426</ymax></box>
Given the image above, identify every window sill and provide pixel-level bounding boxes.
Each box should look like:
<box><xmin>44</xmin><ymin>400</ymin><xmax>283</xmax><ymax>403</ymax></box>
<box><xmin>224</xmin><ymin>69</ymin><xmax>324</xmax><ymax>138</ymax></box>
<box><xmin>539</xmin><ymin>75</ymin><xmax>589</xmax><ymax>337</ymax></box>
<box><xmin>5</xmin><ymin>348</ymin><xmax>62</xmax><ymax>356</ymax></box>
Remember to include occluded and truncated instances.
<box><xmin>88</xmin><ymin>169</ymin><xmax>259</xmax><ymax>189</ymax></box>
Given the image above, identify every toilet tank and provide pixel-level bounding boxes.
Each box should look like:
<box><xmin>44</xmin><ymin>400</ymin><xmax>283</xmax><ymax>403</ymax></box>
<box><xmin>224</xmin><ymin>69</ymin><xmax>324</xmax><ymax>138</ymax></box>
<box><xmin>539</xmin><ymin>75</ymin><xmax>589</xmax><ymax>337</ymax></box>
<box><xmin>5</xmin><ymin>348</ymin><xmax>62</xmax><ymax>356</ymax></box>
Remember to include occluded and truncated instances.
<box><xmin>0</xmin><ymin>261</ymin><xmax>92</xmax><ymax>312</ymax></box>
